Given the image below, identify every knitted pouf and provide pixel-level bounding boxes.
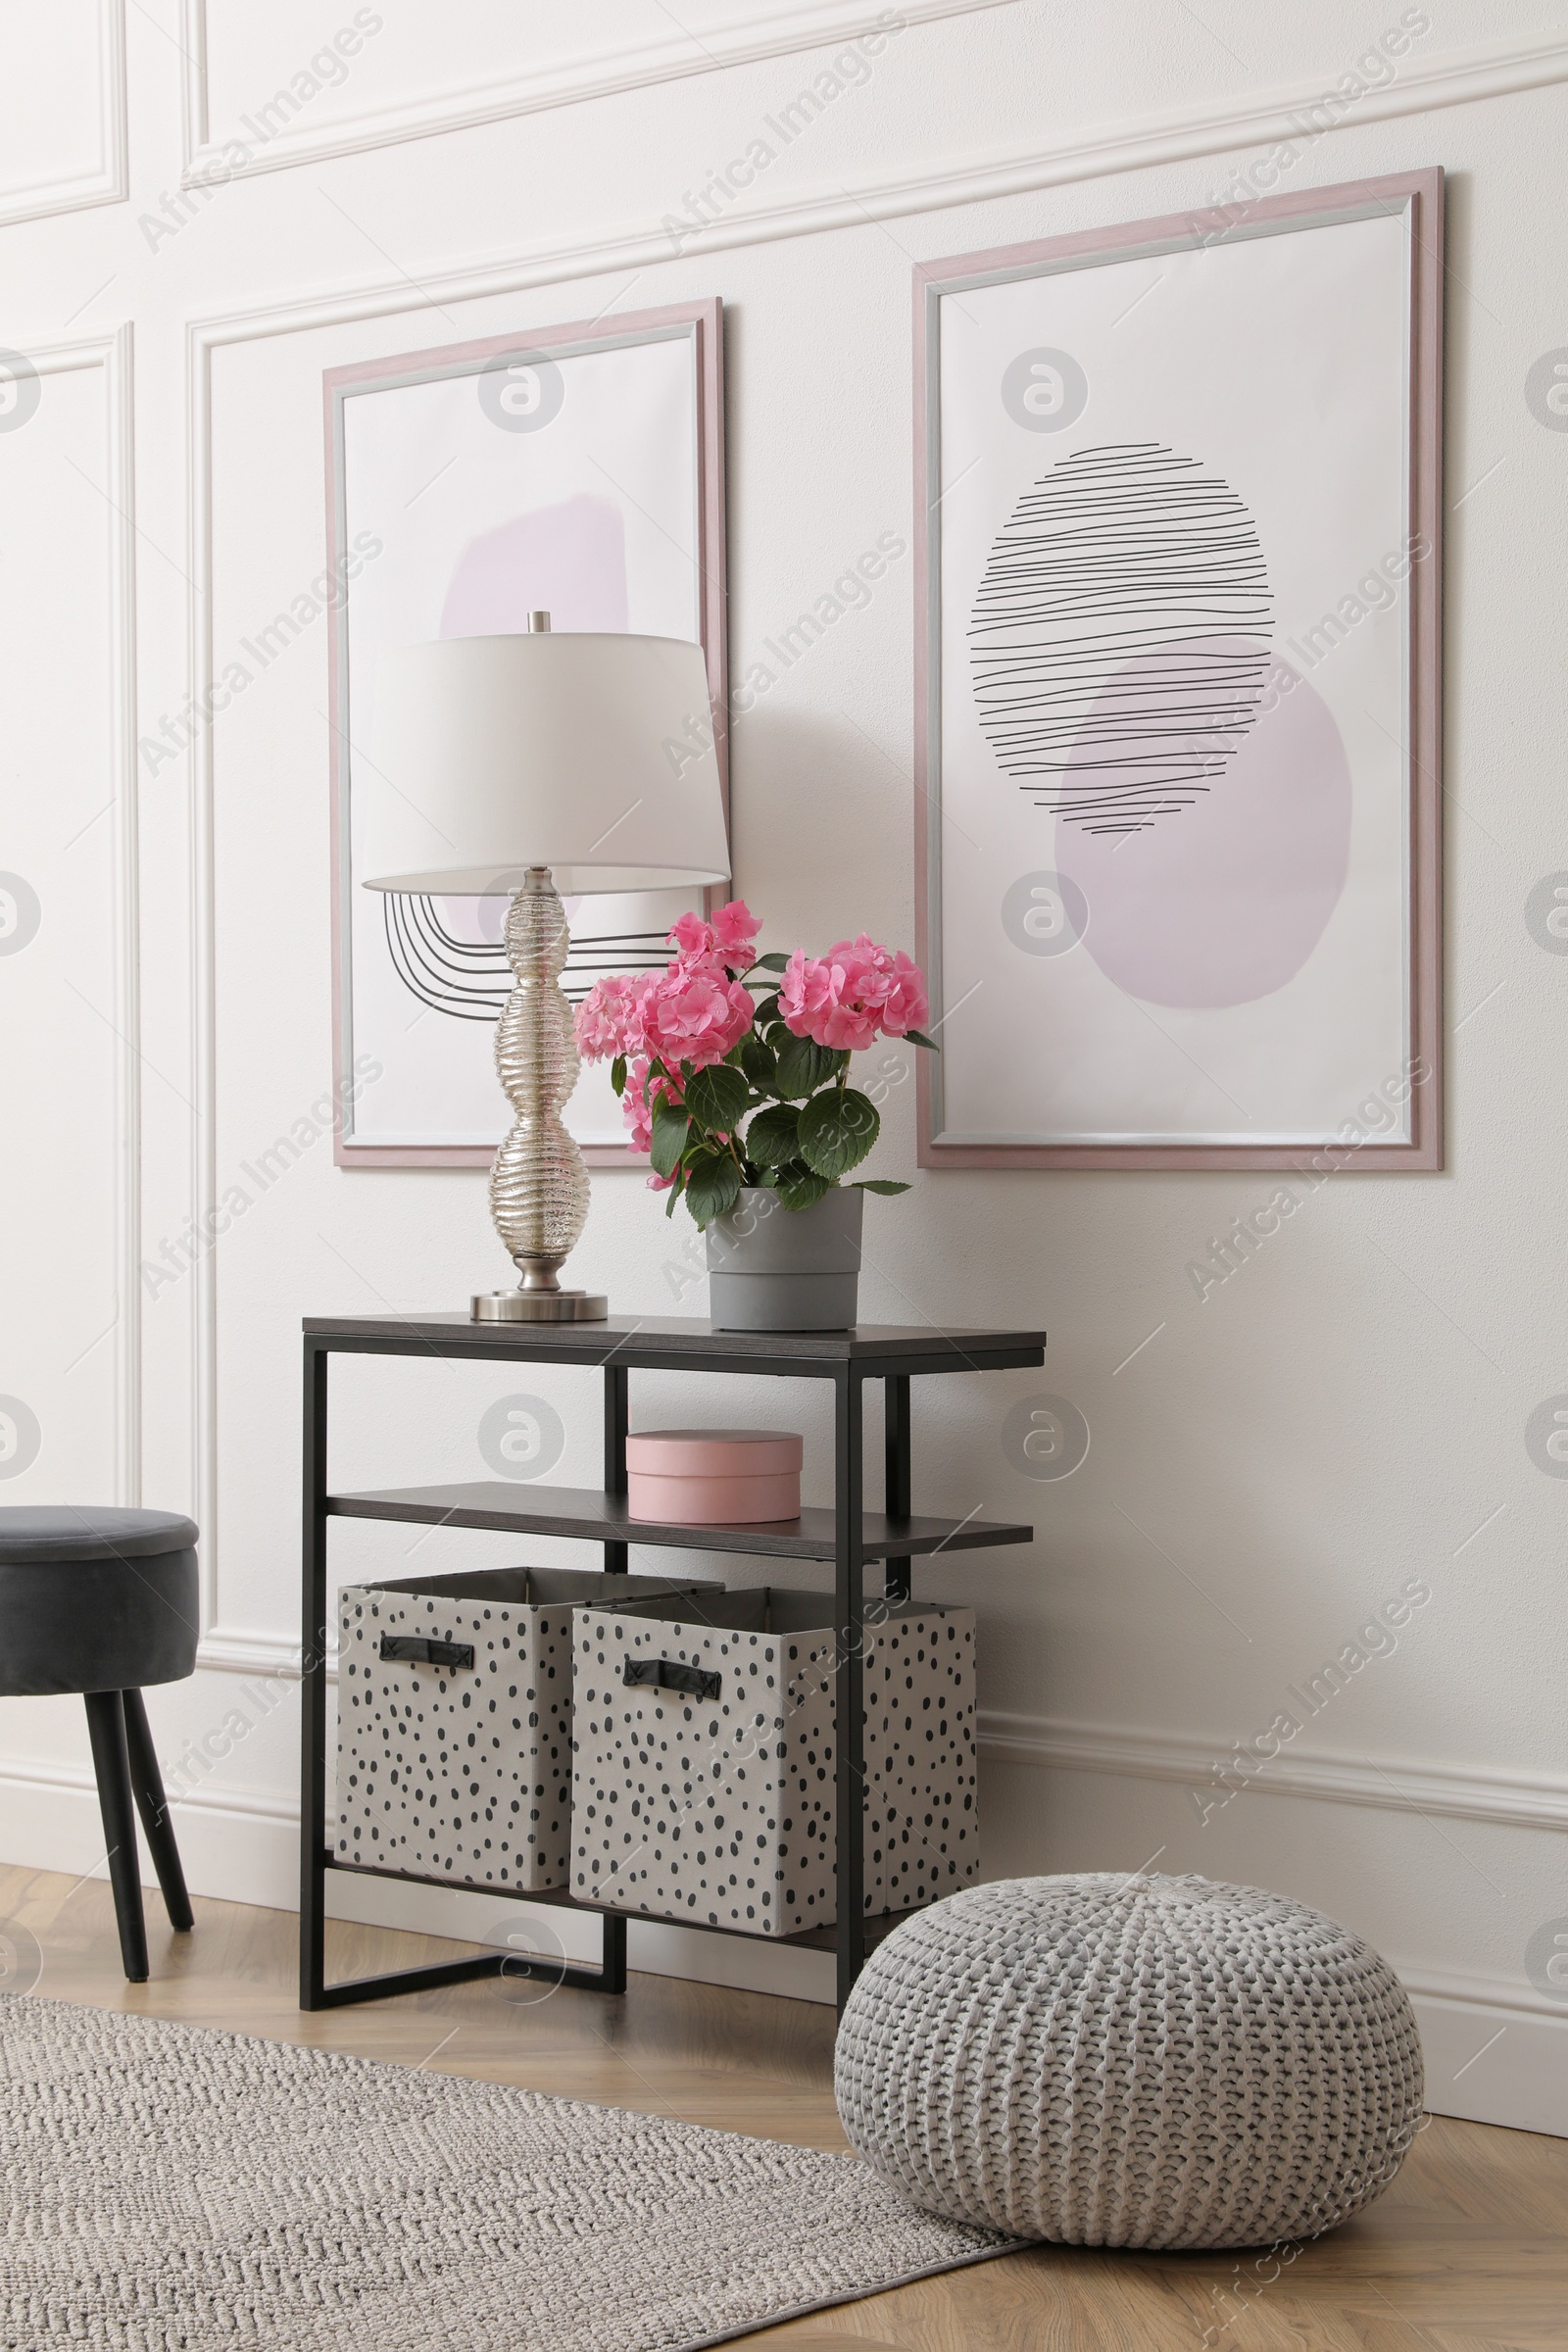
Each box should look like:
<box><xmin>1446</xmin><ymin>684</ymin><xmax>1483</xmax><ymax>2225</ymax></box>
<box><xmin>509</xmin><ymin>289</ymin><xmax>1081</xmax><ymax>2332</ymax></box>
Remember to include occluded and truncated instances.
<box><xmin>835</xmin><ymin>1873</ymin><xmax>1424</xmax><ymax>2250</ymax></box>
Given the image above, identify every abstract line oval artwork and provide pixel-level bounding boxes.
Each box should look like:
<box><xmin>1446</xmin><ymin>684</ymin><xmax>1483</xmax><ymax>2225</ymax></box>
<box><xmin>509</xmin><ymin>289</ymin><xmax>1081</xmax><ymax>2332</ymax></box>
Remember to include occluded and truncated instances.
<box><xmin>971</xmin><ymin>441</ymin><xmax>1350</xmax><ymax>1008</ymax></box>
<box><xmin>970</xmin><ymin>443</ymin><xmax>1275</xmax><ymax>836</ymax></box>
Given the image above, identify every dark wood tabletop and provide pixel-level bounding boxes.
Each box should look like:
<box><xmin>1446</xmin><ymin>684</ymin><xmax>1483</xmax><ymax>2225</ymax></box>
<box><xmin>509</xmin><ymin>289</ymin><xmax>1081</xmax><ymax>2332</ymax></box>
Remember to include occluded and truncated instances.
<box><xmin>303</xmin><ymin>1312</ymin><xmax>1048</xmax><ymax>1370</ymax></box>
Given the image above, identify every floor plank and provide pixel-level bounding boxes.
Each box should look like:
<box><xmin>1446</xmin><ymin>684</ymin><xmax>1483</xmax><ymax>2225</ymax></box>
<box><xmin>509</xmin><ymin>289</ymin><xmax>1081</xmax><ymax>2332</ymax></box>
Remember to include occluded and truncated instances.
<box><xmin>2</xmin><ymin>1863</ymin><xmax>1563</xmax><ymax>2347</ymax></box>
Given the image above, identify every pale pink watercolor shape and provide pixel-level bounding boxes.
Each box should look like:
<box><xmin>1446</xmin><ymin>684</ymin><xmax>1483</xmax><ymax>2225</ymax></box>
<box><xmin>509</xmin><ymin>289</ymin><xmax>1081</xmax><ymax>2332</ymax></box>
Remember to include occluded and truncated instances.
<box><xmin>439</xmin><ymin>491</ymin><xmax>630</xmax><ymax>638</ymax></box>
<box><xmin>1053</xmin><ymin>650</ymin><xmax>1351</xmax><ymax>1009</ymax></box>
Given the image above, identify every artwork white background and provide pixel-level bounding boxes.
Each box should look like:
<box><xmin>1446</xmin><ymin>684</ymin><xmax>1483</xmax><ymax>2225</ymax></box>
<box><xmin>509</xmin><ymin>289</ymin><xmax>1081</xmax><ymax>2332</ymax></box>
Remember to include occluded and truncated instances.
<box><xmin>2</xmin><ymin>1</ymin><xmax>1564</xmax><ymax>2134</ymax></box>
<box><xmin>342</xmin><ymin>332</ymin><xmax>703</xmax><ymax>1148</ymax></box>
<box><xmin>936</xmin><ymin>211</ymin><xmax>1411</xmax><ymax>1147</ymax></box>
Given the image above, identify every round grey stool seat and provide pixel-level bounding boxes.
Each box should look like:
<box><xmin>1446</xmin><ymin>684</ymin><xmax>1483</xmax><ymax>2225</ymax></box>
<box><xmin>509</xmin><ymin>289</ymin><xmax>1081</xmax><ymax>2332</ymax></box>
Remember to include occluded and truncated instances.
<box><xmin>0</xmin><ymin>1507</ymin><xmax>199</xmax><ymax>1696</ymax></box>
<box><xmin>836</xmin><ymin>1872</ymin><xmax>1424</xmax><ymax>2251</ymax></box>
<box><xmin>0</xmin><ymin>1505</ymin><xmax>200</xmax><ymax>1984</ymax></box>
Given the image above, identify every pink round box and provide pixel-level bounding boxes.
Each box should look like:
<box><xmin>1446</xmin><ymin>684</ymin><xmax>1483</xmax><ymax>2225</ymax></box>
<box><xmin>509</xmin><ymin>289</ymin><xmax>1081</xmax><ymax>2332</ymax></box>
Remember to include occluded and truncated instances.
<box><xmin>624</xmin><ymin>1429</ymin><xmax>804</xmax><ymax>1525</ymax></box>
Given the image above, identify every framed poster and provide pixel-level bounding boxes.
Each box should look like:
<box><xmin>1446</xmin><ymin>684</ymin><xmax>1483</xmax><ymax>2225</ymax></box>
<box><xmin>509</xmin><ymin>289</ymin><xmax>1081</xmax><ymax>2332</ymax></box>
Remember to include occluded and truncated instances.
<box><xmin>914</xmin><ymin>171</ymin><xmax>1443</xmax><ymax>1170</ymax></box>
<box><xmin>324</xmin><ymin>298</ymin><xmax>726</xmax><ymax>1166</ymax></box>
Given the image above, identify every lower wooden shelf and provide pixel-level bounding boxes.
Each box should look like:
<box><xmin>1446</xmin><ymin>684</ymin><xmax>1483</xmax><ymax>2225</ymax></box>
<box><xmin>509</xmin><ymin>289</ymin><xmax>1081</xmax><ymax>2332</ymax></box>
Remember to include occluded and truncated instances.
<box><xmin>324</xmin><ymin>1483</ymin><xmax>1032</xmax><ymax>1562</ymax></box>
<box><xmin>325</xmin><ymin>1853</ymin><xmax>918</xmax><ymax>1957</ymax></box>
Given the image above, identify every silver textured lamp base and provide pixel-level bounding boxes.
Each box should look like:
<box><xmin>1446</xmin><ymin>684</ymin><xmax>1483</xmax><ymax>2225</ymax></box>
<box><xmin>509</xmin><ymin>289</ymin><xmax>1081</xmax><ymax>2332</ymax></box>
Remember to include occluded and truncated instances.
<box><xmin>470</xmin><ymin>858</ymin><xmax>608</xmax><ymax>1323</ymax></box>
<box><xmin>471</xmin><ymin>1287</ymin><xmax>609</xmax><ymax>1323</ymax></box>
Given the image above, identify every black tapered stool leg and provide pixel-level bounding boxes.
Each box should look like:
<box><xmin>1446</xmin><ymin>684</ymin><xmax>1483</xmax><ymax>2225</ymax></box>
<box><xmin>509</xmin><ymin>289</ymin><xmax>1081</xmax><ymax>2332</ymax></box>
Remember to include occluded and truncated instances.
<box><xmin>122</xmin><ymin>1690</ymin><xmax>193</xmax><ymax>1934</ymax></box>
<box><xmin>83</xmin><ymin>1690</ymin><xmax>148</xmax><ymax>1983</ymax></box>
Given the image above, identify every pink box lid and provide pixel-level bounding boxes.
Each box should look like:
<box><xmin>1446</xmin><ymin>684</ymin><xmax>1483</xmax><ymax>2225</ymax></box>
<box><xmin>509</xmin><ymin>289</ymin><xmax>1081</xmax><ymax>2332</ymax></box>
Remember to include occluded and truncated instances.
<box><xmin>625</xmin><ymin>1428</ymin><xmax>804</xmax><ymax>1476</ymax></box>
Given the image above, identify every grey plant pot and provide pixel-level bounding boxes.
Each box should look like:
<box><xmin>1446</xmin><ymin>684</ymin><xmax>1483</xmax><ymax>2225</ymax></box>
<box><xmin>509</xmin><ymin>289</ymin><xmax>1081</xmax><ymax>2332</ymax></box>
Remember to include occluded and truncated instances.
<box><xmin>707</xmin><ymin>1186</ymin><xmax>864</xmax><ymax>1331</ymax></box>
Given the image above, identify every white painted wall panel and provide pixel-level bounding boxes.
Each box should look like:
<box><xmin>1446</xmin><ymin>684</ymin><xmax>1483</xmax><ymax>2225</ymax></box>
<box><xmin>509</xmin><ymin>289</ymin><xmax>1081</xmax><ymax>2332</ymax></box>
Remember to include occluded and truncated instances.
<box><xmin>0</xmin><ymin>0</ymin><xmax>123</xmax><ymax>223</ymax></box>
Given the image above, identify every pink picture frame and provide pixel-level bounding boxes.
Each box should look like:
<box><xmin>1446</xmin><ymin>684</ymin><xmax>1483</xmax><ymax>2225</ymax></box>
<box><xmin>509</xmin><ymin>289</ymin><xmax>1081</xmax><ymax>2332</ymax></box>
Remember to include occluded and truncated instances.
<box><xmin>913</xmin><ymin>170</ymin><xmax>1444</xmax><ymax>1172</ymax></box>
<box><xmin>323</xmin><ymin>297</ymin><xmax>727</xmax><ymax>1169</ymax></box>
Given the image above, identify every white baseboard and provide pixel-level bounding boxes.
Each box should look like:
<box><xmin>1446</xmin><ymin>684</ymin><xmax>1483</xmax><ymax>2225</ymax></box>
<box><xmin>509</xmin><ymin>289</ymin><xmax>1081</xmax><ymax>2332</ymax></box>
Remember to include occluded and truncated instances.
<box><xmin>0</xmin><ymin>1756</ymin><xmax>833</xmax><ymax>2006</ymax></box>
<box><xmin>1408</xmin><ymin>1988</ymin><xmax>1568</xmax><ymax>2137</ymax></box>
<box><xmin>4</xmin><ymin>1754</ymin><xmax>1560</xmax><ymax>2133</ymax></box>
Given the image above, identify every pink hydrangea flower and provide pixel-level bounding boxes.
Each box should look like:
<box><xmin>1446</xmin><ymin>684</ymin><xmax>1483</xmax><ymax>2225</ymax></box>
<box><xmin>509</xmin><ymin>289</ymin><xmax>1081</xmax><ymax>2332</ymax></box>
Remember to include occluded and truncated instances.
<box><xmin>710</xmin><ymin>899</ymin><xmax>759</xmax><ymax>959</ymax></box>
<box><xmin>780</xmin><ymin>936</ymin><xmax>928</xmax><ymax>1054</ymax></box>
<box><xmin>573</xmin><ymin>973</ymin><xmax>644</xmax><ymax>1060</ymax></box>
<box><xmin>841</xmin><ymin>934</ymin><xmax>929</xmax><ymax>1039</ymax></box>
<box><xmin>636</xmin><ymin>964</ymin><xmax>754</xmax><ymax>1071</ymax></box>
<box><xmin>666</xmin><ymin>910</ymin><xmax>718</xmax><ymax>966</ymax></box>
<box><xmin>620</xmin><ymin>1056</ymin><xmax>656</xmax><ymax>1153</ymax></box>
<box><xmin>666</xmin><ymin>899</ymin><xmax>760</xmax><ymax>973</ymax></box>
<box><xmin>779</xmin><ymin>948</ymin><xmax>835</xmax><ymax>1038</ymax></box>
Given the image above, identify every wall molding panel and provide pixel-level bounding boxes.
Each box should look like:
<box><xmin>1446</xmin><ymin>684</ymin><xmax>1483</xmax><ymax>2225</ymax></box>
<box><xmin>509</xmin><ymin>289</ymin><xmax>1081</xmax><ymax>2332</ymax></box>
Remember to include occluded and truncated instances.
<box><xmin>178</xmin><ymin>23</ymin><xmax>1568</xmax><ymax>355</ymax></box>
<box><xmin>101</xmin><ymin>322</ymin><xmax>141</xmax><ymax>1509</ymax></box>
<box><xmin>0</xmin><ymin>0</ymin><xmax>127</xmax><ymax>230</ymax></box>
<box><xmin>15</xmin><ymin>326</ymin><xmax>141</xmax><ymax>1506</ymax></box>
<box><xmin>983</xmin><ymin>1711</ymin><xmax>1568</xmax><ymax>1838</ymax></box>
<box><xmin>178</xmin><ymin>0</ymin><xmax>1014</xmax><ymax>185</ymax></box>
<box><xmin>178</xmin><ymin>1634</ymin><xmax>1568</xmax><ymax>1845</ymax></box>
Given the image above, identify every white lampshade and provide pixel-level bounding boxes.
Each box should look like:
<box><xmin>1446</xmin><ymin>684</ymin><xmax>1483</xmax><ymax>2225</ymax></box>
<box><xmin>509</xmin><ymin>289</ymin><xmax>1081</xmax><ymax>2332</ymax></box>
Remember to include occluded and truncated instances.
<box><xmin>363</xmin><ymin>631</ymin><xmax>729</xmax><ymax>895</ymax></box>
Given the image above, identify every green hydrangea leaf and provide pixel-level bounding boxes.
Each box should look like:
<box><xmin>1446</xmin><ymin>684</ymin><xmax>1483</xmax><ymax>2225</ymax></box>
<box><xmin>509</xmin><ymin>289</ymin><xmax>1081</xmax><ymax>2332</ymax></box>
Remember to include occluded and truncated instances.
<box><xmin>745</xmin><ymin>1102</ymin><xmax>801</xmax><ymax>1167</ymax></box>
<box><xmin>738</xmin><ymin>1032</ymin><xmax>778</xmax><ymax>1091</ymax></box>
<box><xmin>775</xmin><ymin>1163</ymin><xmax>833</xmax><ymax>1211</ymax></box>
<box><xmin>649</xmin><ymin>1100</ymin><xmax>691</xmax><ymax>1179</ymax></box>
<box><xmin>683</xmin><ymin>1148</ymin><xmax>744</xmax><ymax>1228</ymax></box>
<box><xmin>797</xmin><ymin>1087</ymin><xmax>880</xmax><ymax>1179</ymax></box>
<box><xmin>773</xmin><ymin>1035</ymin><xmax>841</xmax><ymax>1100</ymax></box>
<box><xmin>684</xmin><ymin>1061</ymin><xmax>752</xmax><ymax>1134</ymax></box>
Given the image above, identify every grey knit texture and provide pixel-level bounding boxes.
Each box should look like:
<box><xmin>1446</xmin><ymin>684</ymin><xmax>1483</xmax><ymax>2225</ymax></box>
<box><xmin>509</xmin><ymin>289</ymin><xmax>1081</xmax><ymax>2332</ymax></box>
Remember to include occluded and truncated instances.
<box><xmin>1</xmin><ymin>1992</ymin><xmax>1019</xmax><ymax>2351</ymax></box>
<box><xmin>835</xmin><ymin>1873</ymin><xmax>1425</xmax><ymax>2250</ymax></box>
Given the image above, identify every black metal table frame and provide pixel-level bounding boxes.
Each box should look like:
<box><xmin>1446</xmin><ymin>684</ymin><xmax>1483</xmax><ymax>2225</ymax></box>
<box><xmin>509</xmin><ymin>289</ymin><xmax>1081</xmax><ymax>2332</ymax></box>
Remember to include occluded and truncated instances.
<box><xmin>301</xmin><ymin>1321</ymin><xmax>1043</xmax><ymax>2016</ymax></box>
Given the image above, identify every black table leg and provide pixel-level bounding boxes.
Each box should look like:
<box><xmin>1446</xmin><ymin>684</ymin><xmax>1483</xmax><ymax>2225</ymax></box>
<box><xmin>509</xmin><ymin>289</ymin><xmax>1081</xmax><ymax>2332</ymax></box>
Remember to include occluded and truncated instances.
<box><xmin>884</xmin><ymin>1373</ymin><xmax>911</xmax><ymax>1606</ymax></box>
<box><xmin>834</xmin><ymin>1365</ymin><xmax>866</xmax><ymax>2017</ymax></box>
<box><xmin>84</xmin><ymin>1690</ymin><xmax>148</xmax><ymax>1984</ymax></box>
<box><xmin>122</xmin><ymin>1689</ymin><xmax>193</xmax><ymax>1933</ymax></box>
<box><xmin>600</xmin><ymin>1913</ymin><xmax>628</xmax><ymax>1995</ymax></box>
<box><xmin>604</xmin><ymin>1360</ymin><xmax>629</xmax><ymax>1579</ymax></box>
<box><xmin>300</xmin><ymin>1338</ymin><xmax>631</xmax><ymax>2011</ymax></box>
<box><xmin>300</xmin><ymin>1338</ymin><xmax>329</xmax><ymax>2010</ymax></box>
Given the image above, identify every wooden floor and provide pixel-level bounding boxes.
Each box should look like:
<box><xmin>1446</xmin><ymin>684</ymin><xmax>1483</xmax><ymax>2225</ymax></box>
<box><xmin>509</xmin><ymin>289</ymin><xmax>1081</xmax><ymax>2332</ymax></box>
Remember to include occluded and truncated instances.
<box><xmin>2</xmin><ymin>1863</ymin><xmax>1564</xmax><ymax>2348</ymax></box>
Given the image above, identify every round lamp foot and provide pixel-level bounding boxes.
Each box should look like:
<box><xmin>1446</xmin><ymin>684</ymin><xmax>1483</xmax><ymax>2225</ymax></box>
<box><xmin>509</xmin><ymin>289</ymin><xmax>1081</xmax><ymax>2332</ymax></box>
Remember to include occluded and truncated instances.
<box><xmin>470</xmin><ymin>1290</ymin><xmax>610</xmax><ymax>1323</ymax></box>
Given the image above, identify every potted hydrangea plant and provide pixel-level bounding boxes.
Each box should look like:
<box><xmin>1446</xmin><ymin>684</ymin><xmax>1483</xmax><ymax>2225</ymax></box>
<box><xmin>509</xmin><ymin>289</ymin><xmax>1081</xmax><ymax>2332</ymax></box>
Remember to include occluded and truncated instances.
<box><xmin>574</xmin><ymin>902</ymin><xmax>934</xmax><ymax>1329</ymax></box>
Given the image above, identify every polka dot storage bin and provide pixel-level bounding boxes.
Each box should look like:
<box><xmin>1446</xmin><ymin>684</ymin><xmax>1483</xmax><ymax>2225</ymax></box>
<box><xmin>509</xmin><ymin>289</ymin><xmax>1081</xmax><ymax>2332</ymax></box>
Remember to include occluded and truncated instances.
<box><xmin>334</xmin><ymin>1568</ymin><xmax>719</xmax><ymax>1892</ymax></box>
<box><xmin>571</xmin><ymin>1590</ymin><xmax>978</xmax><ymax>1936</ymax></box>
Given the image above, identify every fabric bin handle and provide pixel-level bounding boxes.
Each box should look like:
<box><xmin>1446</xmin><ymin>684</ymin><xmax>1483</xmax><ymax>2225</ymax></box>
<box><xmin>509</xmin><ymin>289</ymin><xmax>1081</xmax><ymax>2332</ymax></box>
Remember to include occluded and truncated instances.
<box><xmin>623</xmin><ymin>1656</ymin><xmax>721</xmax><ymax>1703</ymax></box>
<box><xmin>379</xmin><ymin>1633</ymin><xmax>475</xmax><ymax>1671</ymax></box>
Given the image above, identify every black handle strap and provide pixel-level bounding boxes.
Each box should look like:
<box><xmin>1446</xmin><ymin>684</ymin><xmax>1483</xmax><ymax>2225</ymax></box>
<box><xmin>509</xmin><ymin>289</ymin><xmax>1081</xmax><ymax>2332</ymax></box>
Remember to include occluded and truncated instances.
<box><xmin>623</xmin><ymin>1656</ymin><xmax>720</xmax><ymax>1703</ymax></box>
<box><xmin>380</xmin><ymin>1633</ymin><xmax>475</xmax><ymax>1671</ymax></box>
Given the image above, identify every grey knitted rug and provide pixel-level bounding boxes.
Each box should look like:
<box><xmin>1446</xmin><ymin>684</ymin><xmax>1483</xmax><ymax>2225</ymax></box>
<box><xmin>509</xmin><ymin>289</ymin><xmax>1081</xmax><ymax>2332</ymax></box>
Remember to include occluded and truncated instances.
<box><xmin>0</xmin><ymin>1993</ymin><xmax>1017</xmax><ymax>2351</ymax></box>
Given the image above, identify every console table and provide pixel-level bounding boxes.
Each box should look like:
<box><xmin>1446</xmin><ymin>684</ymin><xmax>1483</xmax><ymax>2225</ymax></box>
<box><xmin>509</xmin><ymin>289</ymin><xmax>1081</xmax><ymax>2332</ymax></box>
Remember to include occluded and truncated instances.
<box><xmin>300</xmin><ymin>1313</ymin><xmax>1045</xmax><ymax>2016</ymax></box>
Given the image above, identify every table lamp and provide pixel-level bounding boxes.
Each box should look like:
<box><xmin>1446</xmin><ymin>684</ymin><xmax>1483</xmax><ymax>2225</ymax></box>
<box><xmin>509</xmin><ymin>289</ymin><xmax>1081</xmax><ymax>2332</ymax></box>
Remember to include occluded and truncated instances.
<box><xmin>366</xmin><ymin>615</ymin><xmax>729</xmax><ymax>1321</ymax></box>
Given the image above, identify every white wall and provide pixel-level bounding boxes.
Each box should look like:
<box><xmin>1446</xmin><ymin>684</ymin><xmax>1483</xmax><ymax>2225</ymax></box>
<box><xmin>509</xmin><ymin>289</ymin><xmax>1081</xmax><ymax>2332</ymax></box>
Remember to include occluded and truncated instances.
<box><xmin>2</xmin><ymin>0</ymin><xmax>1567</xmax><ymax>2134</ymax></box>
